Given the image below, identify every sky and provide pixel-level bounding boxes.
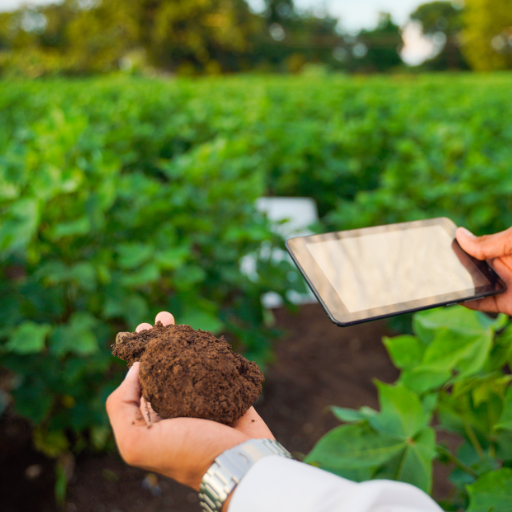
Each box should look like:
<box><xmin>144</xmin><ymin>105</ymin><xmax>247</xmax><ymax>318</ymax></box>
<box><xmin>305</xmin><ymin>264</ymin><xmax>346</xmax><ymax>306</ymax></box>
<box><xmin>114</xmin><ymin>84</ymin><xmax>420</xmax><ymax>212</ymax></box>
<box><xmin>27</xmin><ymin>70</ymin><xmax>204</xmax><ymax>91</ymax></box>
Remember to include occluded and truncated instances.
<box><xmin>0</xmin><ymin>0</ymin><xmax>436</xmax><ymax>65</ymax></box>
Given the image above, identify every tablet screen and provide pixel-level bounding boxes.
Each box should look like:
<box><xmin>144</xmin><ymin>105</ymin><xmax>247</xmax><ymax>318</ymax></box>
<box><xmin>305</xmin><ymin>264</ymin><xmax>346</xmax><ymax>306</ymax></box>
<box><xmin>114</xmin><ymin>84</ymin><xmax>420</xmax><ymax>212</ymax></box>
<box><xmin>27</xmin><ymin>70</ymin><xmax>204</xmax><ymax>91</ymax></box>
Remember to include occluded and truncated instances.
<box><xmin>306</xmin><ymin>224</ymin><xmax>490</xmax><ymax>313</ymax></box>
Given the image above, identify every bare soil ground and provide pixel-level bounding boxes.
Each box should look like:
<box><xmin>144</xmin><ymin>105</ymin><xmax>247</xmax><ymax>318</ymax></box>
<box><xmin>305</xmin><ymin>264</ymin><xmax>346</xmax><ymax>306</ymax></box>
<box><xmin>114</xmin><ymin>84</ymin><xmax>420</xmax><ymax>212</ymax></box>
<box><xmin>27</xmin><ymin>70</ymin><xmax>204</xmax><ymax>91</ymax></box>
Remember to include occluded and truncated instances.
<box><xmin>0</xmin><ymin>304</ymin><xmax>454</xmax><ymax>512</ymax></box>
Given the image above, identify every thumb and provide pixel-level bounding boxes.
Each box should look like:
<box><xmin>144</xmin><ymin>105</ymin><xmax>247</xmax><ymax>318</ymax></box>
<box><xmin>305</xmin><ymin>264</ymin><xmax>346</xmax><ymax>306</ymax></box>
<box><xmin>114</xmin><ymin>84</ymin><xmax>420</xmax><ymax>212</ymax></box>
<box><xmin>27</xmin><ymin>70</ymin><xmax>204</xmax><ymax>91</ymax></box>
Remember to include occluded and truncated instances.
<box><xmin>106</xmin><ymin>362</ymin><xmax>146</xmax><ymax>433</ymax></box>
<box><xmin>456</xmin><ymin>227</ymin><xmax>512</xmax><ymax>261</ymax></box>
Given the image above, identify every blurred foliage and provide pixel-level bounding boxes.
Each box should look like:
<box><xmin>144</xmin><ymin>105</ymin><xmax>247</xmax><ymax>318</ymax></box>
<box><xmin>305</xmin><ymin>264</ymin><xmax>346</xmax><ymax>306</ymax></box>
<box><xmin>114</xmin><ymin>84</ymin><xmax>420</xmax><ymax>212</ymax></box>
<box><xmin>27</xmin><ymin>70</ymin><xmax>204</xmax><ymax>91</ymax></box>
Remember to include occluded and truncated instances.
<box><xmin>1</xmin><ymin>73</ymin><xmax>512</xmax><ymax>473</ymax></box>
<box><xmin>0</xmin><ymin>0</ymin><xmax>410</xmax><ymax>76</ymax></box>
<box><xmin>462</xmin><ymin>0</ymin><xmax>512</xmax><ymax>71</ymax></box>
<box><xmin>307</xmin><ymin>307</ymin><xmax>512</xmax><ymax>511</ymax></box>
<box><xmin>411</xmin><ymin>1</ymin><xmax>469</xmax><ymax>71</ymax></box>
<box><xmin>349</xmin><ymin>13</ymin><xmax>403</xmax><ymax>73</ymax></box>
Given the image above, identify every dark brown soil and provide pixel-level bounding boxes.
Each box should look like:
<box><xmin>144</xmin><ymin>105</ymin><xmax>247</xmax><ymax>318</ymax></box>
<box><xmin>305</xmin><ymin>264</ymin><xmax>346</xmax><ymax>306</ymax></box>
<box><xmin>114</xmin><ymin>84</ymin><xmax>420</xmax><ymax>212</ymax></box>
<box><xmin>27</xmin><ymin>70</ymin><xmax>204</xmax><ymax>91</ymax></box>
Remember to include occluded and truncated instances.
<box><xmin>112</xmin><ymin>323</ymin><xmax>264</xmax><ymax>425</ymax></box>
<box><xmin>0</xmin><ymin>304</ymin><xmax>456</xmax><ymax>512</ymax></box>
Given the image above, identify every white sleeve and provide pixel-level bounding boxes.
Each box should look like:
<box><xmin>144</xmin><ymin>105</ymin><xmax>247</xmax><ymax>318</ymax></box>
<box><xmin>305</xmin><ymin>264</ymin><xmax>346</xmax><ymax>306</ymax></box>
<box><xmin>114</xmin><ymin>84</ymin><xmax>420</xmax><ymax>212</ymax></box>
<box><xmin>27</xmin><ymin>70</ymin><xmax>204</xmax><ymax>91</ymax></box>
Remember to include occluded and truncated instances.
<box><xmin>228</xmin><ymin>456</ymin><xmax>443</xmax><ymax>512</ymax></box>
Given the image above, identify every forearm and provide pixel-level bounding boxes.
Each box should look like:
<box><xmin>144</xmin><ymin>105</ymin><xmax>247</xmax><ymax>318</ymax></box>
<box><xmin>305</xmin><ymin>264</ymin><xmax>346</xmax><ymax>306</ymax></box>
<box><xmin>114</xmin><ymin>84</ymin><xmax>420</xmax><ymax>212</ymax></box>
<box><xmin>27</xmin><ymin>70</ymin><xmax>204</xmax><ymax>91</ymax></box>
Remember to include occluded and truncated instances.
<box><xmin>226</xmin><ymin>456</ymin><xmax>443</xmax><ymax>512</ymax></box>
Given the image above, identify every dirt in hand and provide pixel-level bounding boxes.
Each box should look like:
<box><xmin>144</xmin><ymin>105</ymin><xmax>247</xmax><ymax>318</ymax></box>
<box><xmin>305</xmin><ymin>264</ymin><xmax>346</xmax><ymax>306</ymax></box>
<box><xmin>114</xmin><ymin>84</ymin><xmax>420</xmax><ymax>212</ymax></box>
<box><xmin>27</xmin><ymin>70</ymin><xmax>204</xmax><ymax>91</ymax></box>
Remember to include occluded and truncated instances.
<box><xmin>112</xmin><ymin>323</ymin><xmax>264</xmax><ymax>425</ymax></box>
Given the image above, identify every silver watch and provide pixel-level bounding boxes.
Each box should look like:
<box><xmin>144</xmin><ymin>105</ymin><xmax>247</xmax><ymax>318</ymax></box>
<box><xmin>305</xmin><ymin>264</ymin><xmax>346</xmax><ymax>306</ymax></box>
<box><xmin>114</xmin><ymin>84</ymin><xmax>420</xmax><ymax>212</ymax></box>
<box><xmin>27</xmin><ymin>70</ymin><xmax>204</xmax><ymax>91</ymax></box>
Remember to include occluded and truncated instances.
<box><xmin>198</xmin><ymin>439</ymin><xmax>293</xmax><ymax>512</ymax></box>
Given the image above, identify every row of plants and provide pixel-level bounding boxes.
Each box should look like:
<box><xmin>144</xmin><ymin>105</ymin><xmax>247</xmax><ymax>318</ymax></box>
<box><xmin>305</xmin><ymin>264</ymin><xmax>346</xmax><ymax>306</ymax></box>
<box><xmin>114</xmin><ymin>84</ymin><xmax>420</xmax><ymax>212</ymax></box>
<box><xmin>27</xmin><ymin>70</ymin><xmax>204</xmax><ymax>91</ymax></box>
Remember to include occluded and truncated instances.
<box><xmin>1</xmin><ymin>74</ymin><xmax>512</xmax><ymax>505</ymax></box>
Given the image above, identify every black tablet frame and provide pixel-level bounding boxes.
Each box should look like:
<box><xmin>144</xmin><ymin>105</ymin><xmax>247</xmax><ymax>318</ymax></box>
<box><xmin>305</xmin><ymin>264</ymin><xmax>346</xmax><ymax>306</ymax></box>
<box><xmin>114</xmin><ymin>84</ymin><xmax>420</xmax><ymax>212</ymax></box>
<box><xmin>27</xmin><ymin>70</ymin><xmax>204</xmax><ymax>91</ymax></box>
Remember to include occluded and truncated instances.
<box><xmin>286</xmin><ymin>218</ymin><xmax>507</xmax><ymax>327</ymax></box>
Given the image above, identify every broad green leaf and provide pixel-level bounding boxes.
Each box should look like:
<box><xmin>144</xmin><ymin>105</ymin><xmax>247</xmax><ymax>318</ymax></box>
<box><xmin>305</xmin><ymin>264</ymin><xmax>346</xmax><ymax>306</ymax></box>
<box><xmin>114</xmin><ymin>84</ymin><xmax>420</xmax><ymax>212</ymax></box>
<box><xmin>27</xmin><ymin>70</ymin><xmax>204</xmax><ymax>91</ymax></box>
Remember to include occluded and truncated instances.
<box><xmin>370</xmin><ymin>382</ymin><xmax>429</xmax><ymax>438</ymax></box>
<box><xmin>331</xmin><ymin>406</ymin><xmax>377</xmax><ymax>423</ymax></box>
<box><xmin>413</xmin><ymin>306</ymin><xmax>492</xmax><ymax>344</ymax></box>
<box><xmin>69</xmin><ymin>262</ymin><xmax>97</xmax><ymax>291</ymax></box>
<box><xmin>380</xmin><ymin>427</ymin><xmax>436</xmax><ymax>494</ymax></box>
<box><xmin>51</xmin><ymin>217</ymin><xmax>90</xmax><ymax>238</ymax></box>
<box><xmin>383</xmin><ymin>335</ymin><xmax>425</xmax><ymax>369</ymax></box>
<box><xmin>488</xmin><ymin>324</ymin><xmax>512</xmax><ymax>371</ymax></box>
<box><xmin>117</xmin><ymin>243</ymin><xmax>154</xmax><ymax>269</ymax></box>
<box><xmin>0</xmin><ymin>198</ymin><xmax>40</xmax><ymax>253</ymax></box>
<box><xmin>467</xmin><ymin>468</ymin><xmax>512</xmax><ymax>512</ymax></box>
<box><xmin>50</xmin><ymin>312</ymin><xmax>98</xmax><ymax>357</ymax></box>
<box><xmin>155</xmin><ymin>246</ymin><xmax>190</xmax><ymax>270</ymax></box>
<box><xmin>400</xmin><ymin>365</ymin><xmax>452</xmax><ymax>393</ymax></box>
<box><xmin>477</xmin><ymin>313</ymin><xmax>509</xmax><ymax>331</ymax></box>
<box><xmin>120</xmin><ymin>262</ymin><xmax>160</xmax><ymax>287</ymax></box>
<box><xmin>4</xmin><ymin>322</ymin><xmax>51</xmax><ymax>354</ymax></box>
<box><xmin>495</xmin><ymin>386</ymin><xmax>512</xmax><ymax>431</ymax></box>
<box><xmin>422</xmin><ymin>328</ymin><xmax>493</xmax><ymax>377</ymax></box>
<box><xmin>305</xmin><ymin>423</ymin><xmax>406</xmax><ymax>472</ymax></box>
<box><xmin>12</xmin><ymin>379</ymin><xmax>54</xmax><ymax>423</ymax></box>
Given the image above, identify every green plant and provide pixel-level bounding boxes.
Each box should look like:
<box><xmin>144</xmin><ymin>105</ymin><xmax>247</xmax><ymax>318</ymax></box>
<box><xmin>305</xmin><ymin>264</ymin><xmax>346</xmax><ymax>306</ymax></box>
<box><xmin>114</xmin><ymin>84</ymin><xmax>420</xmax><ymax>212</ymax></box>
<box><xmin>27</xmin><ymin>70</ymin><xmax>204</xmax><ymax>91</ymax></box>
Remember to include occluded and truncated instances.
<box><xmin>0</xmin><ymin>77</ymin><xmax>306</xmax><ymax>502</ymax></box>
<box><xmin>306</xmin><ymin>306</ymin><xmax>512</xmax><ymax>511</ymax></box>
<box><xmin>2</xmin><ymin>74</ymin><xmax>512</xmax><ymax>503</ymax></box>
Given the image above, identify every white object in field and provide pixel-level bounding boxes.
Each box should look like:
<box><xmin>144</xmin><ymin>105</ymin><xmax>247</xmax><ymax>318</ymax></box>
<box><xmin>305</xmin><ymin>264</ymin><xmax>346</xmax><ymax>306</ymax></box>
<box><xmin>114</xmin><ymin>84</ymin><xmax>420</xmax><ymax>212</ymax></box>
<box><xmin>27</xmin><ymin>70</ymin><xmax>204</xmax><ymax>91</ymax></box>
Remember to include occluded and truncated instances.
<box><xmin>240</xmin><ymin>197</ymin><xmax>319</xmax><ymax>308</ymax></box>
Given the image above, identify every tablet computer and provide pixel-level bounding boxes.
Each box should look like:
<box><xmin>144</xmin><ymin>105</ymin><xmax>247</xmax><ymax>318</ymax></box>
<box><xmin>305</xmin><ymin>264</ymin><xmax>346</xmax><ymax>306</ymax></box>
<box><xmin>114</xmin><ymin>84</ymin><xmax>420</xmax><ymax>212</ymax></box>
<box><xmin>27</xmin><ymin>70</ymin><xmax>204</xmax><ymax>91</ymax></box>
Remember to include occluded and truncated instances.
<box><xmin>286</xmin><ymin>218</ymin><xmax>507</xmax><ymax>327</ymax></box>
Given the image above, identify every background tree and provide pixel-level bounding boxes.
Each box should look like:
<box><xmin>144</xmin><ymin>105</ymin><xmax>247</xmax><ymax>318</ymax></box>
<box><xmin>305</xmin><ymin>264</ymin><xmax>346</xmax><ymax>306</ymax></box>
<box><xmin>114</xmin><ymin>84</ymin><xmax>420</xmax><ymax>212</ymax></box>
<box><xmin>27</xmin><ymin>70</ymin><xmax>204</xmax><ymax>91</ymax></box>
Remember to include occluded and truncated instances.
<box><xmin>349</xmin><ymin>13</ymin><xmax>403</xmax><ymax>73</ymax></box>
<box><xmin>462</xmin><ymin>0</ymin><xmax>512</xmax><ymax>71</ymax></box>
<box><xmin>410</xmin><ymin>1</ymin><xmax>468</xmax><ymax>70</ymax></box>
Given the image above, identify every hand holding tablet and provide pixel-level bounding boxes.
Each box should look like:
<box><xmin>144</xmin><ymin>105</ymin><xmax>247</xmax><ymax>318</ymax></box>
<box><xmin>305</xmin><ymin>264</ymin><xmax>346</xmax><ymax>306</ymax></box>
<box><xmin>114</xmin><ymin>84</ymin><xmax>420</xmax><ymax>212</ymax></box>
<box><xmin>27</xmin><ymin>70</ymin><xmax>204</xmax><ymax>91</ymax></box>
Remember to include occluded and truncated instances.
<box><xmin>286</xmin><ymin>218</ymin><xmax>507</xmax><ymax>327</ymax></box>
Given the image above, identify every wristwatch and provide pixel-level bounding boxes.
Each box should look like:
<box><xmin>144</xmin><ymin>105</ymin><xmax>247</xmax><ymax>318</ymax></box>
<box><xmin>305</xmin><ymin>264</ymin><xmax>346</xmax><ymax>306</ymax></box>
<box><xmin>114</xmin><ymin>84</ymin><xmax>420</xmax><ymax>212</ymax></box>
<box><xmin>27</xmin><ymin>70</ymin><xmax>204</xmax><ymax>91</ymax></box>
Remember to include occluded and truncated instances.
<box><xmin>198</xmin><ymin>438</ymin><xmax>293</xmax><ymax>512</ymax></box>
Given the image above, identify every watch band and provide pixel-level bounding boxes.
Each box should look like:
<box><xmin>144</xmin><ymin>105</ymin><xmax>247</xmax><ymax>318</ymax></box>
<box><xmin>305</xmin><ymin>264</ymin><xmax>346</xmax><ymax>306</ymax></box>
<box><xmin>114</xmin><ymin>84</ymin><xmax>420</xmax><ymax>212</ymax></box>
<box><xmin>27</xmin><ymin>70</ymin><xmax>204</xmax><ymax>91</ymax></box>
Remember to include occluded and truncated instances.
<box><xmin>199</xmin><ymin>438</ymin><xmax>293</xmax><ymax>512</ymax></box>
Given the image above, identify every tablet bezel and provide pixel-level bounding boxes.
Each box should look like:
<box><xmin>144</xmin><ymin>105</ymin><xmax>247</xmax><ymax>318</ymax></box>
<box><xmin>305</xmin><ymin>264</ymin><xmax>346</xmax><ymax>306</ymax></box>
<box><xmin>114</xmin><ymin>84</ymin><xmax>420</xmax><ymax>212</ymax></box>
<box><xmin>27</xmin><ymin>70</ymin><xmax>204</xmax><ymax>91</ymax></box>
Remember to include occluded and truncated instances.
<box><xmin>286</xmin><ymin>218</ymin><xmax>507</xmax><ymax>327</ymax></box>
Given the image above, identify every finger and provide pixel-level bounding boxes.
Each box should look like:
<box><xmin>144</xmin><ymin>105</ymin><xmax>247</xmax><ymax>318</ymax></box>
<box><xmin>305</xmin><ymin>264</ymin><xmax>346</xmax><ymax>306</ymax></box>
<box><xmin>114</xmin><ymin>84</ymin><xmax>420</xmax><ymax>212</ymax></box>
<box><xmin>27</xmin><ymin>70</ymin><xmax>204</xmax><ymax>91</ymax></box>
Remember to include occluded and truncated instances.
<box><xmin>461</xmin><ymin>258</ymin><xmax>512</xmax><ymax>315</ymax></box>
<box><xmin>456</xmin><ymin>226</ymin><xmax>512</xmax><ymax>261</ymax></box>
<box><xmin>232</xmin><ymin>407</ymin><xmax>275</xmax><ymax>440</ymax></box>
<box><xmin>136</xmin><ymin>323</ymin><xmax>153</xmax><ymax>333</ymax></box>
<box><xmin>140</xmin><ymin>396</ymin><xmax>162</xmax><ymax>424</ymax></box>
<box><xmin>155</xmin><ymin>311</ymin><xmax>175</xmax><ymax>326</ymax></box>
<box><xmin>106</xmin><ymin>362</ymin><xmax>147</xmax><ymax>433</ymax></box>
<box><xmin>461</xmin><ymin>297</ymin><xmax>500</xmax><ymax>314</ymax></box>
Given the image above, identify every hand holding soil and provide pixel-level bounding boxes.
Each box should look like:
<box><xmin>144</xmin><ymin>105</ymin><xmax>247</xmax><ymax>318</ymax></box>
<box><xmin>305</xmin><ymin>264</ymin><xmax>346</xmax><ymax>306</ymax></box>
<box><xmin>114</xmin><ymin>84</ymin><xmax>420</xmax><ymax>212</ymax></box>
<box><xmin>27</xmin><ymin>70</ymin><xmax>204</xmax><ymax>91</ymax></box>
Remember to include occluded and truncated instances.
<box><xmin>112</xmin><ymin>313</ymin><xmax>264</xmax><ymax>425</ymax></box>
<box><xmin>106</xmin><ymin>311</ymin><xmax>274</xmax><ymax>493</ymax></box>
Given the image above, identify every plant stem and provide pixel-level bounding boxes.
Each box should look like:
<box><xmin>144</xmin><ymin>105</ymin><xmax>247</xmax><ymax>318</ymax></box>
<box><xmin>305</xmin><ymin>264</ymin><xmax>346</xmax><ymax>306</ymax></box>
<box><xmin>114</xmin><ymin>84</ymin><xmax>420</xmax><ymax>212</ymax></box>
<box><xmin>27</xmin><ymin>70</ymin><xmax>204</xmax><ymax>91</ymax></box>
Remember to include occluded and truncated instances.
<box><xmin>436</xmin><ymin>445</ymin><xmax>478</xmax><ymax>479</ymax></box>
<box><xmin>464</xmin><ymin>422</ymin><xmax>485</xmax><ymax>459</ymax></box>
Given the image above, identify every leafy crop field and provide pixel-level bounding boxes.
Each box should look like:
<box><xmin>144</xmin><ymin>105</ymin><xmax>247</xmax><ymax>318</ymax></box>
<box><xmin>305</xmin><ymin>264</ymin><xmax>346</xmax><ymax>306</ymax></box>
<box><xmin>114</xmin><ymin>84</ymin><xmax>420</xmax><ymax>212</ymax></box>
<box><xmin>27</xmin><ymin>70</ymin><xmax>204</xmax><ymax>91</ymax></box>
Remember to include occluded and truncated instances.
<box><xmin>1</xmin><ymin>73</ymin><xmax>512</xmax><ymax>503</ymax></box>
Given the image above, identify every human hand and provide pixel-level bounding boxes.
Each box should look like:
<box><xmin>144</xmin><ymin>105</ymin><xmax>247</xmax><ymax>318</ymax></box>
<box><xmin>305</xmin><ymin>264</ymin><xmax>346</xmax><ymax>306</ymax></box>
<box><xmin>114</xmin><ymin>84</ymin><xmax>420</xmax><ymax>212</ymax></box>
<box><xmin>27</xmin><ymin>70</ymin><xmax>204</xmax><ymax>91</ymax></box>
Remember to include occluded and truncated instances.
<box><xmin>456</xmin><ymin>227</ymin><xmax>512</xmax><ymax>316</ymax></box>
<box><xmin>106</xmin><ymin>311</ymin><xmax>274</xmax><ymax>495</ymax></box>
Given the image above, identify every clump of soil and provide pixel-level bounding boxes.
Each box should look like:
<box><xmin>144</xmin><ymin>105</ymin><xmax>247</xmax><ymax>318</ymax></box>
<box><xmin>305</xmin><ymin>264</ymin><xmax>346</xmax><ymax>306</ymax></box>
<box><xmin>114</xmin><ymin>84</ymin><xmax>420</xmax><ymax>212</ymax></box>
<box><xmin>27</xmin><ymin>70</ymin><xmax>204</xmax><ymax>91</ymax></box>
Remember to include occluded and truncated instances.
<box><xmin>112</xmin><ymin>323</ymin><xmax>264</xmax><ymax>425</ymax></box>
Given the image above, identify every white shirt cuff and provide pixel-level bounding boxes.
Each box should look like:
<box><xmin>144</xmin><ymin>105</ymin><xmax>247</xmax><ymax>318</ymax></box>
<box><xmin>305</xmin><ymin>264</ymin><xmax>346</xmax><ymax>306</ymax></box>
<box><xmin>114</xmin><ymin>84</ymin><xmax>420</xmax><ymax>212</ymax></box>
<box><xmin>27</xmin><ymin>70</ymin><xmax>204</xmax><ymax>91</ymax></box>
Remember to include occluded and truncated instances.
<box><xmin>228</xmin><ymin>456</ymin><xmax>443</xmax><ymax>512</ymax></box>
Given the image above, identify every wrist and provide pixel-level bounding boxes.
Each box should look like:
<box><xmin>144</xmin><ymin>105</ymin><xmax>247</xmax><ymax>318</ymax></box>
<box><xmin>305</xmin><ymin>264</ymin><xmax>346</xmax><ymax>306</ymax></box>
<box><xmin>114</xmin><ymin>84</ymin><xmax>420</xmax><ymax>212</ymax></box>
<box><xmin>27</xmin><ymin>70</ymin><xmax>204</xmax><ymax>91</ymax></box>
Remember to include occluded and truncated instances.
<box><xmin>199</xmin><ymin>439</ymin><xmax>293</xmax><ymax>512</ymax></box>
<box><xmin>221</xmin><ymin>493</ymin><xmax>232</xmax><ymax>512</ymax></box>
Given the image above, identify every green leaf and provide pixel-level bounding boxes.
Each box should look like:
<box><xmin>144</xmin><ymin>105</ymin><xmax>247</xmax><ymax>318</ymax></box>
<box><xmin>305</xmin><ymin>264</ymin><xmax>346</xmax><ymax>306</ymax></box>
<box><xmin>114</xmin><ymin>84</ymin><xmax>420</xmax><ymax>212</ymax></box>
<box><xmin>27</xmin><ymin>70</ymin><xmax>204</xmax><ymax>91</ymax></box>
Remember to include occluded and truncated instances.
<box><xmin>383</xmin><ymin>335</ymin><xmax>425</xmax><ymax>369</ymax></box>
<box><xmin>69</xmin><ymin>262</ymin><xmax>97</xmax><ymax>291</ymax></box>
<box><xmin>117</xmin><ymin>243</ymin><xmax>153</xmax><ymax>269</ymax></box>
<box><xmin>51</xmin><ymin>217</ymin><xmax>90</xmax><ymax>238</ymax></box>
<box><xmin>331</xmin><ymin>406</ymin><xmax>377</xmax><ymax>423</ymax></box>
<box><xmin>0</xmin><ymin>198</ymin><xmax>40</xmax><ymax>254</ymax></box>
<box><xmin>155</xmin><ymin>246</ymin><xmax>190</xmax><ymax>270</ymax></box>
<box><xmin>422</xmin><ymin>328</ymin><xmax>493</xmax><ymax>377</ymax></box>
<box><xmin>488</xmin><ymin>324</ymin><xmax>512</xmax><ymax>371</ymax></box>
<box><xmin>477</xmin><ymin>313</ymin><xmax>509</xmax><ymax>332</ymax></box>
<box><xmin>413</xmin><ymin>306</ymin><xmax>492</xmax><ymax>344</ymax></box>
<box><xmin>400</xmin><ymin>365</ymin><xmax>452</xmax><ymax>393</ymax></box>
<box><xmin>12</xmin><ymin>379</ymin><xmax>53</xmax><ymax>423</ymax></box>
<box><xmin>377</xmin><ymin>427</ymin><xmax>436</xmax><ymax>494</ymax></box>
<box><xmin>467</xmin><ymin>468</ymin><xmax>512</xmax><ymax>512</ymax></box>
<box><xmin>120</xmin><ymin>262</ymin><xmax>160</xmax><ymax>287</ymax></box>
<box><xmin>495</xmin><ymin>386</ymin><xmax>512</xmax><ymax>431</ymax></box>
<box><xmin>4</xmin><ymin>322</ymin><xmax>51</xmax><ymax>354</ymax></box>
<box><xmin>304</xmin><ymin>423</ymin><xmax>406</xmax><ymax>472</ymax></box>
<box><xmin>50</xmin><ymin>313</ymin><xmax>98</xmax><ymax>357</ymax></box>
<box><xmin>370</xmin><ymin>382</ymin><xmax>429</xmax><ymax>438</ymax></box>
